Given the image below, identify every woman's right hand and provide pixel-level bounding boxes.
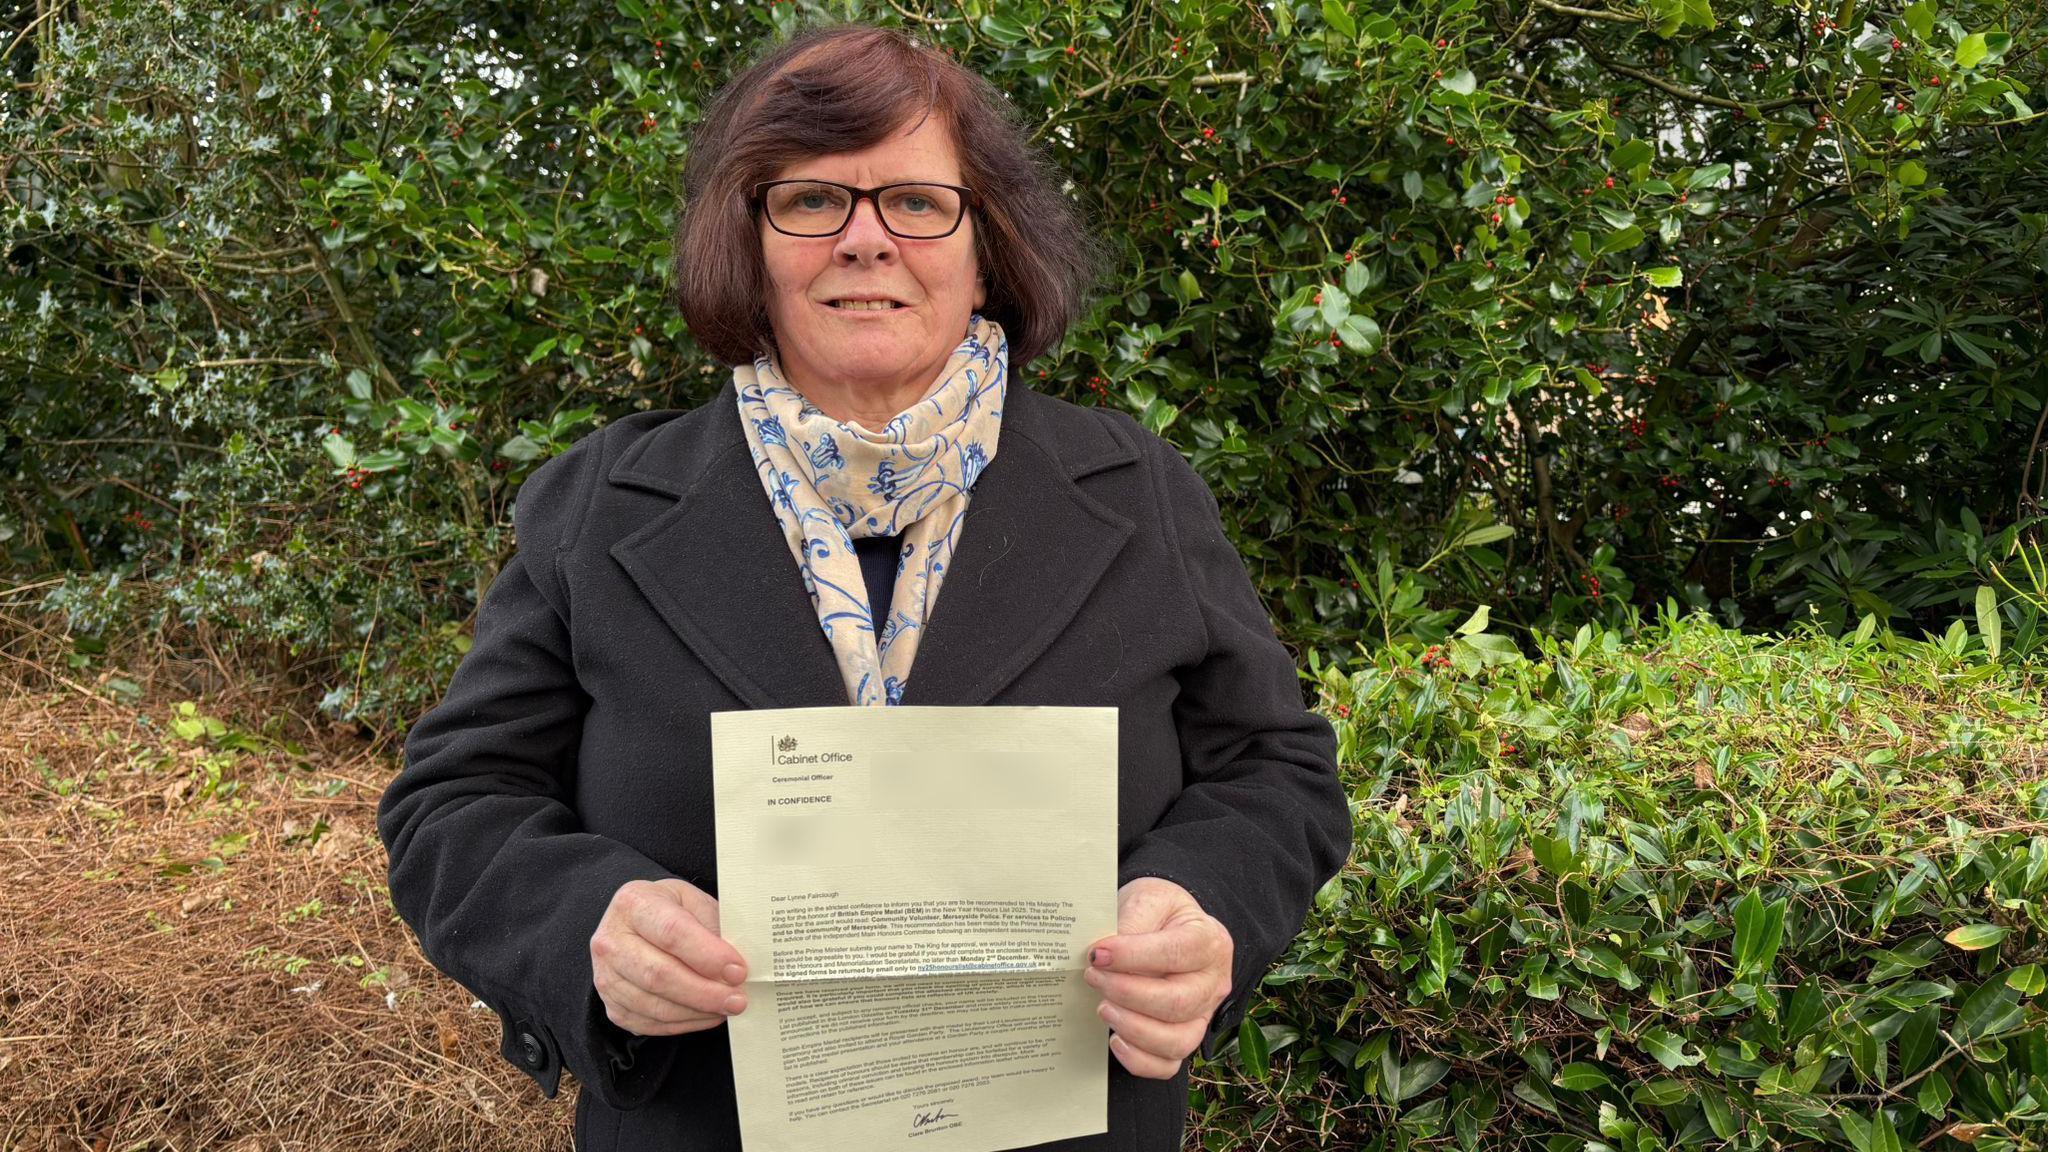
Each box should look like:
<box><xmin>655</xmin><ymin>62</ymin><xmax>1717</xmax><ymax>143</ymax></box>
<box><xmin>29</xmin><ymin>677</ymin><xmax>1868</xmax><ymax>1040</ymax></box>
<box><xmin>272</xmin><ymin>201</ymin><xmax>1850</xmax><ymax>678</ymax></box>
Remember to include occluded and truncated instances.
<box><xmin>591</xmin><ymin>877</ymin><xmax>749</xmax><ymax>1037</ymax></box>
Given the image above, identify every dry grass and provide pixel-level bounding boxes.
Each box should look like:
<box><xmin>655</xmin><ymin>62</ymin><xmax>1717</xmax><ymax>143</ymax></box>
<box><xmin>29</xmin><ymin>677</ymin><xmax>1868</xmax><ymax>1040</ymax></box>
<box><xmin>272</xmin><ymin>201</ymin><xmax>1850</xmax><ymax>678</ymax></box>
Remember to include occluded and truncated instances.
<box><xmin>0</xmin><ymin>627</ymin><xmax>574</xmax><ymax>1151</ymax></box>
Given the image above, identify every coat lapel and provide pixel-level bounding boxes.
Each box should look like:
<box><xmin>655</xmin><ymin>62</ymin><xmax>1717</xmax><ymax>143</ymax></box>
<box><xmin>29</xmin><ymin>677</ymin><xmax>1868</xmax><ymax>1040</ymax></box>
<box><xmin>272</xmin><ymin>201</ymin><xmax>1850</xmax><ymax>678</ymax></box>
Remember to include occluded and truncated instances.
<box><xmin>605</xmin><ymin>386</ymin><xmax>1139</xmax><ymax>710</ymax></box>
<box><xmin>897</xmin><ymin>394</ymin><xmax>1137</xmax><ymax>706</ymax></box>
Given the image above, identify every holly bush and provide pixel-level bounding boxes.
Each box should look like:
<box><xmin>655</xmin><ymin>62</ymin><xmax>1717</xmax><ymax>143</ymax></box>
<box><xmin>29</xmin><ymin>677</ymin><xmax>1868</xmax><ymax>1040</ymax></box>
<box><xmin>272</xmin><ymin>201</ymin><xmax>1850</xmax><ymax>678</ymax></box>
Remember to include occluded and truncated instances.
<box><xmin>3</xmin><ymin>0</ymin><xmax>2046</xmax><ymax>722</ymax></box>
<box><xmin>1205</xmin><ymin>607</ymin><xmax>2047</xmax><ymax>1151</ymax></box>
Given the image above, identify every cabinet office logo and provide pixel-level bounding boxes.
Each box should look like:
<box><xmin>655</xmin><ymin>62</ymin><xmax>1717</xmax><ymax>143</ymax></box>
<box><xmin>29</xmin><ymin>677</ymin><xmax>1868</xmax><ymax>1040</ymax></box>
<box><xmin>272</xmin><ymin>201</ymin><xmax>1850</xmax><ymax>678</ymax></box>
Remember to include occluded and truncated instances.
<box><xmin>777</xmin><ymin>735</ymin><xmax>798</xmax><ymax>752</ymax></box>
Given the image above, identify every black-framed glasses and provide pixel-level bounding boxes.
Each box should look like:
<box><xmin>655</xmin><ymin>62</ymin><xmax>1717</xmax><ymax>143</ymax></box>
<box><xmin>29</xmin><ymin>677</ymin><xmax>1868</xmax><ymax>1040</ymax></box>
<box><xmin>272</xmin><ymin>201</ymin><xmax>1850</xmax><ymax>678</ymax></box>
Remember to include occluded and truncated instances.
<box><xmin>751</xmin><ymin>179</ymin><xmax>980</xmax><ymax>239</ymax></box>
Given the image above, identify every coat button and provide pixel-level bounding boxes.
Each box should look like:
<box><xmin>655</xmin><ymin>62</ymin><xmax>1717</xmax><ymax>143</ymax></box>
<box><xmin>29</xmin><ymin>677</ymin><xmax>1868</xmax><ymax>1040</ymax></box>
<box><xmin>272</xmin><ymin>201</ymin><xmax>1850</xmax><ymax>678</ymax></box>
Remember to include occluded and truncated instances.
<box><xmin>518</xmin><ymin>1030</ymin><xmax>546</xmax><ymax>1069</ymax></box>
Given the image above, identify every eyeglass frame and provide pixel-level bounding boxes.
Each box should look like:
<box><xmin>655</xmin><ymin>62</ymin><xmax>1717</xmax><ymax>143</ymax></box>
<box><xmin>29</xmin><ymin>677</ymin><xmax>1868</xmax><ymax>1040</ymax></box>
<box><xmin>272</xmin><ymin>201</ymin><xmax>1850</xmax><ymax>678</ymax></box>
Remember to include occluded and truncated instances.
<box><xmin>750</xmin><ymin>178</ymin><xmax>982</xmax><ymax>239</ymax></box>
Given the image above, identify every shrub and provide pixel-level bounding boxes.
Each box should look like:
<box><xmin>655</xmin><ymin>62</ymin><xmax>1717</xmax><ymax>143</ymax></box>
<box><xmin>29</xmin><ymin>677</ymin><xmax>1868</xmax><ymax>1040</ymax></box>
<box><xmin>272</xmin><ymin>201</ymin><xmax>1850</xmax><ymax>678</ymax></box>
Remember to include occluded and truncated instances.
<box><xmin>1198</xmin><ymin>607</ymin><xmax>2047</xmax><ymax>1149</ymax></box>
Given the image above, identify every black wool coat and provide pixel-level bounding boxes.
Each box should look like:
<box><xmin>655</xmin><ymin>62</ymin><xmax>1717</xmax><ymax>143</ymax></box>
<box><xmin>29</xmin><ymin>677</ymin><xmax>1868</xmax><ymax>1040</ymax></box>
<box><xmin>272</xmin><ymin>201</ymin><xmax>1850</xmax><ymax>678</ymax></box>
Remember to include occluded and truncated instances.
<box><xmin>377</xmin><ymin>383</ymin><xmax>1354</xmax><ymax>1152</ymax></box>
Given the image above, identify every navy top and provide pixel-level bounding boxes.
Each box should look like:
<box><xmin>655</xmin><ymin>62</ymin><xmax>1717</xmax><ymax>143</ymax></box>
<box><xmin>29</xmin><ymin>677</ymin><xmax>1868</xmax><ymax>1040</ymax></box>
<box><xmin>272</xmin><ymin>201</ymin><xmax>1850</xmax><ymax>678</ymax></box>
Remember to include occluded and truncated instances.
<box><xmin>852</xmin><ymin>533</ymin><xmax>901</xmax><ymax>632</ymax></box>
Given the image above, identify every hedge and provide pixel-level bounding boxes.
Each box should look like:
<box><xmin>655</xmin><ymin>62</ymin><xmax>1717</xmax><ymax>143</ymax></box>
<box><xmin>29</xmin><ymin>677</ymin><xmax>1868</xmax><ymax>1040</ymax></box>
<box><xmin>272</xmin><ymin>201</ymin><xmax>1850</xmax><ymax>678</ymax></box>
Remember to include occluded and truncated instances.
<box><xmin>1191</xmin><ymin>607</ymin><xmax>2047</xmax><ymax>1150</ymax></box>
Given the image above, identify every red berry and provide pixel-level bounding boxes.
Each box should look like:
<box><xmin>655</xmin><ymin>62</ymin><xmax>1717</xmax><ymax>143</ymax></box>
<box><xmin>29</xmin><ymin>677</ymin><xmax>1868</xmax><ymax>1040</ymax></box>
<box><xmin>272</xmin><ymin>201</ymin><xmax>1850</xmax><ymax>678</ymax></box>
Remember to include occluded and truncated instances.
<box><xmin>1490</xmin><ymin>213</ymin><xmax>1501</xmax><ymax>224</ymax></box>
<box><xmin>1892</xmin><ymin>37</ymin><xmax>1902</xmax><ymax>50</ymax></box>
<box><xmin>1065</xmin><ymin>44</ymin><xmax>1075</xmax><ymax>55</ymax></box>
<box><xmin>1435</xmin><ymin>38</ymin><xmax>1447</xmax><ymax>48</ymax></box>
<box><xmin>1605</xmin><ymin>176</ymin><xmax>1615</xmax><ymax>188</ymax></box>
<box><xmin>1210</xmin><ymin>237</ymin><xmax>1221</xmax><ymax>247</ymax></box>
<box><xmin>1313</xmin><ymin>293</ymin><xmax>1322</xmax><ymax>304</ymax></box>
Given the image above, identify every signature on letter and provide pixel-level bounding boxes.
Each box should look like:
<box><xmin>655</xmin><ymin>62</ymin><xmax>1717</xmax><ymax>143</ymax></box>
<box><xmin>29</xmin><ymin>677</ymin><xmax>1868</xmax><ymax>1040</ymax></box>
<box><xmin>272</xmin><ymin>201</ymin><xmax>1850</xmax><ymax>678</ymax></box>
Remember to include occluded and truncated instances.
<box><xmin>911</xmin><ymin>1107</ymin><xmax>956</xmax><ymax>1132</ymax></box>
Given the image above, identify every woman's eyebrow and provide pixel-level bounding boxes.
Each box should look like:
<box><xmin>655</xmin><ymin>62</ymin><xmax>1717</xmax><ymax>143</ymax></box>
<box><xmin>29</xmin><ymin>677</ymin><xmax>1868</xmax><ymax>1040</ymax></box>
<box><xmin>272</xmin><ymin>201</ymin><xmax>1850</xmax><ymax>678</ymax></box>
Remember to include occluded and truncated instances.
<box><xmin>783</xmin><ymin>176</ymin><xmax>951</xmax><ymax>185</ymax></box>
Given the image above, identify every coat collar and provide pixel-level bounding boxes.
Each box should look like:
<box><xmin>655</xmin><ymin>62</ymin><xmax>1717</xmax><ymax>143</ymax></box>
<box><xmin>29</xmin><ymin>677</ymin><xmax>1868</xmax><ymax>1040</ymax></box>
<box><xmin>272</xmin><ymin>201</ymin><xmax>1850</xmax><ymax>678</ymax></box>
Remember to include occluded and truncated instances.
<box><xmin>605</xmin><ymin>384</ymin><xmax>1140</xmax><ymax>709</ymax></box>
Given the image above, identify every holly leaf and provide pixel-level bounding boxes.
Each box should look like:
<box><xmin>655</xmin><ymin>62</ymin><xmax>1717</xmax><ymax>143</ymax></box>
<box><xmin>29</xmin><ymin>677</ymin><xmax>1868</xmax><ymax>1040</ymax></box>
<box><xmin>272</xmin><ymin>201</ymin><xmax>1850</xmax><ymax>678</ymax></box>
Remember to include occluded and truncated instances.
<box><xmin>1956</xmin><ymin>32</ymin><xmax>1987</xmax><ymax>69</ymax></box>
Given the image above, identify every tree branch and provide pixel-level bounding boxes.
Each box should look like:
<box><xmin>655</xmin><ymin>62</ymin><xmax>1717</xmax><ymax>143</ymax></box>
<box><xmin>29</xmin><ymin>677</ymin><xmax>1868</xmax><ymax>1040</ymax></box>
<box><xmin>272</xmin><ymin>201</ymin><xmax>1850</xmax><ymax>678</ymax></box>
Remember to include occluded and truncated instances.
<box><xmin>1581</xmin><ymin>41</ymin><xmax>1813</xmax><ymax>112</ymax></box>
<box><xmin>1532</xmin><ymin>0</ymin><xmax>1646</xmax><ymax>25</ymax></box>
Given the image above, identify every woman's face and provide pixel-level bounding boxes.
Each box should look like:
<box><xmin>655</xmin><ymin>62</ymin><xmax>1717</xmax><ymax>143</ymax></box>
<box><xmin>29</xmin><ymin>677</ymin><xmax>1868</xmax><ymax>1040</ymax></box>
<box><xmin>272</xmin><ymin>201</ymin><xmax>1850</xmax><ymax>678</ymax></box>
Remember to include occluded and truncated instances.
<box><xmin>758</xmin><ymin>114</ymin><xmax>987</xmax><ymax>416</ymax></box>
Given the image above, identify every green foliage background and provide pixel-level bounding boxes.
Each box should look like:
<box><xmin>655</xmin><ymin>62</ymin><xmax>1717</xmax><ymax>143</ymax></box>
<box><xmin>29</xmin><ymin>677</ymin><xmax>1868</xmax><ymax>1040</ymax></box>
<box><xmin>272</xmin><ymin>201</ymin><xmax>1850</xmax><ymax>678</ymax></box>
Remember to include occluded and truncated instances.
<box><xmin>3</xmin><ymin>3</ymin><xmax>2047</xmax><ymax>1148</ymax></box>
<box><xmin>5</xmin><ymin>0</ymin><xmax>2047</xmax><ymax>719</ymax></box>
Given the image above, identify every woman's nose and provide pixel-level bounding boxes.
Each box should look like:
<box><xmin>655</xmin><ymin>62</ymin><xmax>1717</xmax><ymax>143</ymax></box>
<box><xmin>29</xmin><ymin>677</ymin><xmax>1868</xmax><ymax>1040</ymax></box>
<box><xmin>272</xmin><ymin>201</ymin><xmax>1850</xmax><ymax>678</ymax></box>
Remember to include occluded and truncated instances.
<box><xmin>835</xmin><ymin>198</ymin><xmax>897</xmax><ymax>258</ymax></box>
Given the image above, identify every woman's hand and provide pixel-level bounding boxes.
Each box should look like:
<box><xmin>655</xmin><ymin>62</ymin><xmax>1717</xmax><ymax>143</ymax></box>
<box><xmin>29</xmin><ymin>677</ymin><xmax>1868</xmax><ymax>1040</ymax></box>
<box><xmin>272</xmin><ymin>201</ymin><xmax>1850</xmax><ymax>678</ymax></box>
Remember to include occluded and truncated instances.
<box><xmin>1083</xmin><ymin>877</ymin><xmax>1235</xmax><ymax>1079</ymax></box>
<box><xmin>591</xmin><ymin>877</ymin><xmax>750</xmax><ymax>1037</ymax></box>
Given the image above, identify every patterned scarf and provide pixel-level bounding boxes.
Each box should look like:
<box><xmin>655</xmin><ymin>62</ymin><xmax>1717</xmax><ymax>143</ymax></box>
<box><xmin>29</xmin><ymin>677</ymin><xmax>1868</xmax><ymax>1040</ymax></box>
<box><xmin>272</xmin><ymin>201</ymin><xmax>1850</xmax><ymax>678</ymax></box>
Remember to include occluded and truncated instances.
<box><xmin>733</xmin><ymin>313</ymin><xmax>1008</xmax><ymax>706</ymax></box>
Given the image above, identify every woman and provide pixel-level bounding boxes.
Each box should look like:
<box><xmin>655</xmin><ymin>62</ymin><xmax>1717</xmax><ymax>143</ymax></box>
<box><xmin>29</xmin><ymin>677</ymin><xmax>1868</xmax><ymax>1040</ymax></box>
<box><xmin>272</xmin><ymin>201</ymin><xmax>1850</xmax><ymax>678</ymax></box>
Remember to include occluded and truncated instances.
<box><xmin>378</xmin><ymin>22</ymin><xmax>1351</xmax><ymax>1152</ymax></box>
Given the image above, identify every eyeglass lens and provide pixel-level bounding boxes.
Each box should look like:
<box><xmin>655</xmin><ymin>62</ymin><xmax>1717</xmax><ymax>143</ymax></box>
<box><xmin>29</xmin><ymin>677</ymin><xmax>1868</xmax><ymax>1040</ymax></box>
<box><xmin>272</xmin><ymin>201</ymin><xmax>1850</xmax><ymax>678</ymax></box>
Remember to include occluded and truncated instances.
<box><xmin>763</xmin><ymin>182</ymin><xmax>963</xmax><ymax>238</ymax></box>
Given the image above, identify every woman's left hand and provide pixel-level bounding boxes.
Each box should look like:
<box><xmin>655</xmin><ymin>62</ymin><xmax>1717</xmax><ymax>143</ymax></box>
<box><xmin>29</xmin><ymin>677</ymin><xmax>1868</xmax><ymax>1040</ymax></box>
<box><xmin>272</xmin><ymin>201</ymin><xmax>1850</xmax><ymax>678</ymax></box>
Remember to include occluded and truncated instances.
<box><xmin>1084</xmin><ymin>876</ymin><xmax>1235</xmax><ymax>1079</ymax></box>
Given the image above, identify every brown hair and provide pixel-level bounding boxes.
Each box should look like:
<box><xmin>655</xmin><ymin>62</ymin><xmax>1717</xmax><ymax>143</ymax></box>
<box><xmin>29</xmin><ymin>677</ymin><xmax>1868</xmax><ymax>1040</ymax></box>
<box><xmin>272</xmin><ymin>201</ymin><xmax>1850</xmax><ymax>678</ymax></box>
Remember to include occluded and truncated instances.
<box><xmin>670</xmin><ymin>22</ymin><xmax>1110</xmax><ymax>370</ymax></box>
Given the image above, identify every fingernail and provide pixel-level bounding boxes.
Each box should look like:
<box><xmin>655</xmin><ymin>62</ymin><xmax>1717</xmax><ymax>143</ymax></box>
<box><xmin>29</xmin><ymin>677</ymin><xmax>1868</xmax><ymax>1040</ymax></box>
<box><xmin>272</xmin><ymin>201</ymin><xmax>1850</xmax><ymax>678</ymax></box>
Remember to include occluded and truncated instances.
<box><xmin>724</xmin><ymin>964</ymin><xmax>745</xmax><ymax>985</ymax></box>
<box><xmin>1097</xmin><ymin>1002</ymin><xmax>1119</xmax><ymax>1026</ymax></box>
<box><xmin>1090</xmin><ymin>948</ymin><xmax>1108</xmax><ymax>967</ymax></box>
<box><xmin>724</xmin><ymin>994</ymin><xmax>746</xmax><ymax>1014</ymax></box>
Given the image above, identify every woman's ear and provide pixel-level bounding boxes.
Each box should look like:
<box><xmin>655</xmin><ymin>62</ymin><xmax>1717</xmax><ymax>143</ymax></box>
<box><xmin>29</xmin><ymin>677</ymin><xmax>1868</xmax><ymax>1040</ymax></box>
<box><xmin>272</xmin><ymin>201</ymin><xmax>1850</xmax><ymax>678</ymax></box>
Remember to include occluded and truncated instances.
<box><xmin>974</xmin><ymin>274</ymin><xmax>987</xmax><ymax>311</ymax></box>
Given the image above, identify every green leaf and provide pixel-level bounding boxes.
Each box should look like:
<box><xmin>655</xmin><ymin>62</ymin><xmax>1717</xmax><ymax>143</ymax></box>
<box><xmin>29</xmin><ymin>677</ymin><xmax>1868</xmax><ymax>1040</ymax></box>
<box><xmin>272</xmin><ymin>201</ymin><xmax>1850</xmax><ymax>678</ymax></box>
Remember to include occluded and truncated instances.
<box><xmin>1956</xmin><ymin>32</ymin><xmax>1988</xmax><ymax>69</ymax></box>
<box><xmin>1321</xmin><ymin>0</ymin><xmax>1356</xmax><ymax>41</ymax></box>
<box><xmin>1733</xmin><ymin>891</ymin><xmax>1786</xmax><ymax>976</ymax></box>
<box><xmin>1898</xmin><ymin>1005</ymin><xmax>1940</xmax><ymax>1073</ymax></box>
<box><xmin>1319</xmin><ymin>284</ymin><xmax>1351</xmax><ymax>328</ymax></box>
<box><xmin>1633</xmin><ymin>1077</ymin><xmax>1691</xmax><ymax>1107</ymax></box>
<box><xmin>1439</xmin><ymin>69</ymin><xmax>1476</xmax><ymax>96</ymax></box>
<box><xmin>1553</xmin><ymin>1062</ymin><xmax>1611</xmax><ymax>1091</ymax></box>
<box><xmin>1975</xmin><ymin>586</ymin><xmax>2002</xmax><ymax>659</ymax></box>
<box><xmin>322</xmin><ymin>433</ymin><xmax>356</xmax><ymax>468</ymax></box>
<box><xmin>1638</xmin><ymin>1027</ymin><xmax>1705</xmax><ymax>1069</ymax></box>
<box><xmin>1897</xmin><ymin>160</ymin><xmax>1928</xmax><ymax>187</ymax></box>
<box><xmin>1904</xmin><ymin>0</ymin><xmax>1935</xmax><ymax>40</ymax></box>
<box><xmin>1513</xmin><ymin>1074</ymin><xmax>1561</xmax><ymax>1116</ymax></box>
<box><xmin>1531</xmin><ymin>833</ymin><xmax>1578</xmax><ymax>877</ymax></box>
<box><xmin>1945</xmin><ymin>923</ymin><xmax>2007</xmax><ymax>951</ymax></box>
<box><xmin>525</xmin><ymin>336</ymin><xmax>559</xmax><ymax>365</ymax></box>
<box><xmin>498</xmin><ymin>435</ymin><xmax>544</xmax><ymax>462</ymax></box>
<box><xmin>1700</xmin><ymin>1089</ymin><xmax>1737</xmax><ymax>1139</ymax></box>
<box><xmin>2007</xmin><ymin>964</ymin><xmax>2045</xmax><ymax>996</ymax></box>
<box><xmin>1687</xmin><ymin>163</ymin><xmax>1731</xmax><ymax>189</ymax></box>
<box><xmin>977</xmin><ymin>13</ymin><xmax>1027</xmax><ymax>45</ymax></box>
<box><xmin>1399</xmin><ymin>1056</ymin><xmax>1450</xmax><ymax>1100</ymax></box>
<box><xmin>1237</xmin><ymin>1013</ymin><xmax>1270</xmax><ymax>1079</ymax></box>
<box><xmin>1600</xmin><ymin>225</ymin><xmax>1644</xmax><ymax>254</ymax></box>
<box><xmin>1337</xmin><ymin>314</ymin><xmax>1381</xmax><ymax>353</ymax></box>
<box><xmin>1611</xmin><ymin>139</ymin><xmax>1653</xmax><ymax>172</ymax></box>
<box><xmin>1428</xmin><ymin>912</ymin><xmax>1458</xmax><ymax>976</ymax></box>
<box><xmin>1644</xmin><ymin>267</ymin><xmax>1682</xmax><ymax>287</ymax></box>
<box><xmin>1453</xmin><ymin>525</ymin><xmax>1514</xmax><ymax>550</ymax></box>
<box><xmin>1956</xmin><ymin>977</ymin><xmax>2025</xmax><ymax>1041</ymax></box>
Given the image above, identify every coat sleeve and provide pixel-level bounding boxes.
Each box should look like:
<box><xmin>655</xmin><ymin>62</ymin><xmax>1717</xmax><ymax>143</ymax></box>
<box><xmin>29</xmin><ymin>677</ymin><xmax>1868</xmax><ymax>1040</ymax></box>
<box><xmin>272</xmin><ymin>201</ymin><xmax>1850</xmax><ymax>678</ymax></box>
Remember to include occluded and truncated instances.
<box><xmin>375</xmin><ymin>429</ymin><xmax>686</xmax><ymax>1110</ymax></box>
<box><xmin>1113</xmin><ymin>427</ymin><xmax>1354</xmax><ymax>1062</ymax></box>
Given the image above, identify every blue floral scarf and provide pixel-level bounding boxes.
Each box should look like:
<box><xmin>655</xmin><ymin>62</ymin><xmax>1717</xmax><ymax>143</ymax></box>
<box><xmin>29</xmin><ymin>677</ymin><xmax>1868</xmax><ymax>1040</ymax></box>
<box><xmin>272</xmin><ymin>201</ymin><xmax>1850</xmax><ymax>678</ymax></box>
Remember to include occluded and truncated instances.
<box><xmin>733</xmin><ymin>313</ymin><xmax>1008</xmax><ymax>706</ymax></box>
